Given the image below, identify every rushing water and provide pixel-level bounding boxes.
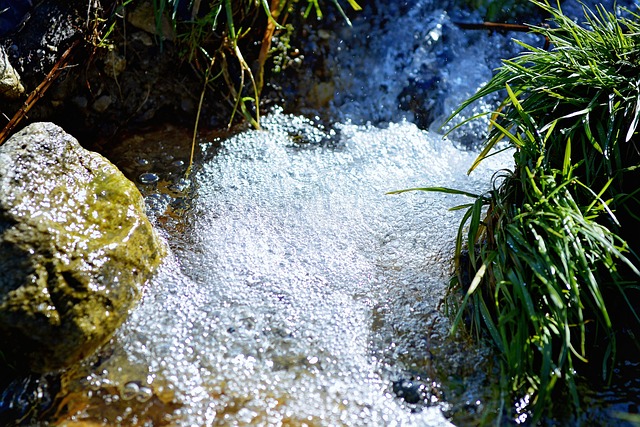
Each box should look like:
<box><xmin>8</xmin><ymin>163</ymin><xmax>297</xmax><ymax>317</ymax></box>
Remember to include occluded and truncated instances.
<box><xmin>46</xmin><ymin>0</ymin><xmax>640</xmax><ymax>426</ymax></box>
<box><xmin>62</xmin><ymin>113</ymin><xmax>511</xmax><ymax>426</ymax></box>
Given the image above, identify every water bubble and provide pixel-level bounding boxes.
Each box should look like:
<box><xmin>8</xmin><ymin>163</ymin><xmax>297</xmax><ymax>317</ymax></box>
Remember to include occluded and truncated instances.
<box><xmin>136</xmin><ymin>386</ymin><xmax>153</xmax><ymax>402</ymax></box>
<box><xmin>136</xmin><ymin>158</ymin><xmax>151</xmax><ymax>167</ymax></box>
<box><xmin>171</xmin><ymin>159</ymin><xmax>186</xmax><ymax>169</ymax></box>
<box><xmin>121</xmin><ymin>382</ymin><xmax>139</xmax><ymax>401</ymax></box>
<box><xmin>145</xmin><ymin>193</ymin><xmax>172</xmax><ymax>217</ymax></box>
<box><xmin>138</xmin><ymin>172</ymin><xmax>160</xmax><ymax>185</ymax></box>
<box><xmin>167</xmin><ymin>178</ymin><xmax>190</xmax><ymax>194</ymax></box>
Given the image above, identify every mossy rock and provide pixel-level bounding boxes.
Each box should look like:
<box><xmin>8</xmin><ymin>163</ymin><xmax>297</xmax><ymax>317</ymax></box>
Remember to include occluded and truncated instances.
<box><xmin>0</xmin><ymin>122</ymin><xmax>165</xmax><ymax>373</ymax></box>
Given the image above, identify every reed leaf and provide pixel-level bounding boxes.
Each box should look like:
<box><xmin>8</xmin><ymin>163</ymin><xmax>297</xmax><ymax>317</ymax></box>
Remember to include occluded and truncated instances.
<box><xmin>435</xmin><ymin>1</ymin><xmax>640</xmax><ymax>420</ymax></box>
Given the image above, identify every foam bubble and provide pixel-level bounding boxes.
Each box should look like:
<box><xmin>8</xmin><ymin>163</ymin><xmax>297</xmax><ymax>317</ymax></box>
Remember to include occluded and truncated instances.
<box><xmin>82</xmin><ymin>111</ymin><xmax>511</xmax><ymax>426</ymax></box>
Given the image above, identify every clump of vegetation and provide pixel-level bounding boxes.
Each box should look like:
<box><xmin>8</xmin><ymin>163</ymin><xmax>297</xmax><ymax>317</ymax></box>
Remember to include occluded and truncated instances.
<box><xmin>397</xmin><ymin>0</ymin><xmax>640</xmax><ymax>422</ymax></box>
<box><xmin>148</xmin><ymin>0</ymin><xmax>359</xmax><ymax>131</ymax></box>
<box><xmin>144</xmin><ymin>0</ymin><xmax>359</xmax><ymax>173</ymax></box>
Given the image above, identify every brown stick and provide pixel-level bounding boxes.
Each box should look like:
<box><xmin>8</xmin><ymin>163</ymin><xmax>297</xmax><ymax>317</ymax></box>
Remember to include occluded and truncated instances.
<box><xmin>0</xmin><ymin>39</ymin><xmax>80</xmax><ymax>146</ymax></box>
<box><xmin>454</xmin><ymin>21</ymin><xmax>532</xmax><ymax>32</ymax></box>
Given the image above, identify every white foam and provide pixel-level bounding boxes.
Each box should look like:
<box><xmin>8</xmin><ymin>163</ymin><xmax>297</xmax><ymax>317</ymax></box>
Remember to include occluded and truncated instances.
<box><xmin>94</xmin><ymin>111</ymin><xmax>512</xmax><ymax>426</ymax></box>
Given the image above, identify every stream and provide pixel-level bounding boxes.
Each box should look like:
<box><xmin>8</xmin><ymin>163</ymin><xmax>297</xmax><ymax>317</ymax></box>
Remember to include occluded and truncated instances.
<box><xmin>65</xmin><ymin>113</ymin><xmax>509</xmax><ymax>426</ymax></box>
<box><xmin>40</xmin><ymin>0</ymin><xmax>640</xmax><ymax>425</ymax></box>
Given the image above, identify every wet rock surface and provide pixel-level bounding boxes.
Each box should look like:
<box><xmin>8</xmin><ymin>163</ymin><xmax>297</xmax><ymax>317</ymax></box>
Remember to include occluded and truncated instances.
<box><xmin>0</xmin><ymin>373</ymin><xmax>61</xmax><ymax>424</ymax></box>
<box><xmin>0</xmin><ymin>122</ymin><xmax>165</xmax><ymax>375</ymax></box>
<box><xmin>0</xmin><ymin>0</ymin><xmax>262</xmax><ymax>142</ymax></box>
<box><xmin>0</xmin><ymin>0</ymin><xmax>84</xmax><ymax>77</ymax></box>
<box><xmin>0</xmin><ymin>46</ymin><xmax>24</xmax><ymax>99</ymax></box>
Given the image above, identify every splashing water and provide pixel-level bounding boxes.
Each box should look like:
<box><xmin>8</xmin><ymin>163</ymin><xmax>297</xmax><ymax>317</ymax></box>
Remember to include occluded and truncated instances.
<box><xmin>286</xmin><ymin>0</ymin><xmax>635</xmax><ymax>144</ymax></box>
<box><xmin>285</xmin><ymin>0</ymin><xmax>542</xmax><ymax>146</ymax></box>
<box><xmin>63</xmin><ymin>112</ymin><xmax>511</xmax><ymax>426</ymax></box>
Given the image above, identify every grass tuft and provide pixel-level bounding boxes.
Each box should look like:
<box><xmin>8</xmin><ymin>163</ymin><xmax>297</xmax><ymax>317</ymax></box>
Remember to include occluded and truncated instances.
<box><xmin>152</xmin><ymin>0</ymin><xmax>360</xmax><ymax>130</ymax></box>
<box><xmin>147</xmin><ymin>0</ymin><xmax>360</xmax><ymax>176</ymax></box>
<box><xmin>397</xmin><ymin>0</ymin><xmax>640</xmax><ymax>422</ymax></box>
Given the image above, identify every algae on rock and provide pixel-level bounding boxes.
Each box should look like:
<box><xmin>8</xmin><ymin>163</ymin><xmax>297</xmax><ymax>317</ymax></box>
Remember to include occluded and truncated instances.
<box><xmin>0</xmin><ymin>122</ymin><xmax>165</xmax><ymax>374</ymax></box>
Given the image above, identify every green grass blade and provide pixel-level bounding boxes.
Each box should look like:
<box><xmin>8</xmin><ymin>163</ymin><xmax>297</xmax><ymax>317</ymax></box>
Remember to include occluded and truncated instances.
<box><xmin>386</xmin><ymin>187</ymin><xmax>481</xmax><ymax>198</ymax></box>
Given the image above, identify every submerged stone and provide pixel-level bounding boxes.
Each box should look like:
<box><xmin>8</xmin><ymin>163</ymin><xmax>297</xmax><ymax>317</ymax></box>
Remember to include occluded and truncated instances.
<box><xmin>0</xmin><ymin>122</ymin><xmax>165</xmax><ymax>374</ymax></box>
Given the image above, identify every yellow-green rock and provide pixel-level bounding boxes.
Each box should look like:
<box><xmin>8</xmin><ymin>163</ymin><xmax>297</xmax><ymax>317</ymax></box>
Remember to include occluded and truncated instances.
<box><xmin>0</xmin><ymin>122</ymin><xmax>165</xmax><ymax>373</ymax></box>
<box><xmin>0</xmin><ymin>47</ymin><xmax>24</xmax><ymax>100</ymax></box>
